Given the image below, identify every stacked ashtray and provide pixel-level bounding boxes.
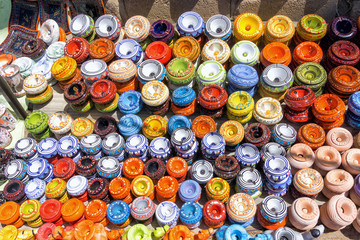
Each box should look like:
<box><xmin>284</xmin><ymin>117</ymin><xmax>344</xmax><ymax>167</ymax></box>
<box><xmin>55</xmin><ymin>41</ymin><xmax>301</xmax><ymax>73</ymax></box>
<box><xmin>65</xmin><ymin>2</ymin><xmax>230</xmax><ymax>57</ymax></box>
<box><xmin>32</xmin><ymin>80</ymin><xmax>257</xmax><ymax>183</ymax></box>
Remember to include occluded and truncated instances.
<box><xmin>214</xmin><ymin>155</ymin><xmax>240</xmax><ymax>183</ymax></box>
<box><xmin>327</xmin><ymin>16</ymin><xmax>357</xmax><ymax>43</ymax></box>
<box><xmin>115</xmin><ymin>39</ymin><xmax>144</xmax><ymax>65</ymax></box>
<box><xmin>253</xmin><ymin>97</ymin><xmax>283</xmax><ymax>125</ymax></box>
<box><xmin>144</xmin><ymin>158</ymin><xmax>166</xmax><ymax>183</ymax></box>
<box><xmin>90</xmin><ymin>79</ymin><xmax>118</xmax><ymax>113</ymax></box>
<box><xmin>293</xmin><ymin>62</ymin><xmax>327</xmax><ymax>97</ymax></box>
<box><xmin>325</xmin><ymin>40</ymin><xmax>360</xmax><ymax>71</ymax></box>
<box><xmin>94</xmin><ymin>116</ymin><xmax>118</xmax><ymax>139</ymax></box>
<box><xmin>203</xmin><ymin>200</ymin><xmax>226</xmax><ymax>228</ymax></box>
<box><xmin>88</xmin><ymin>177</ymin><xmax>110</xmax><ymax>203</ymax></box>
<box><xmin>291</xmin><ymin>41</ymin><xmax>323</xmax><ymax>69</ymax></box>
<box><xmin>124</xmin><ymin>15</ymin><xmax>151</xmax><ymax>44</ymax></box>
<box><xmin>3</xmin><ymin>180</ymin><xmax>27</xmax><ymax>203</ymax></box>
<box><xmin>24</xmin><ymin>111</ymin><xmax>50</xmax><ymax>141</ymax></box>
<box><xmin>226</xmin><ymin>91</ymin><xmax>254</xmax><ymax>124</ymax></box>
<box><xmin>263</xmin><ymin>155</ymin><xmax>292</xmax><ymax>196</ymax></box>
<box><xmin>48</xmin><ymin>112</ymin><xmax>73</xmax><ymax>139</ymax></box>
<box><xmin>19</xmin><ymin>199</ymin><xmax>43</xmax><ymax>227</ymax></box>
<box><xmin>178</xmin><ymin>180</ymin><xmax>201</xmax><ymax>203</ymax></box>
<box><xmin>176</xmin><ymin>11</ymin><xmax>205</xmax><ymax>38</ymax></box>
<box><xmin>156</xmin><ymin>176</ymin><xmax>179</xmax><ymax>202</ymax></box>
<box><xmin>45</xmin><ymin>178</ymin><xmax>68</xmax><ymax>204</ymax></box>
<box><xmin>286</xmin><ymin>143</ymin><xmax>315</xmax><ymax>173</ymax></box>
<box><xmin>263</xmin><ymin>15</ymin><xmax>295</xmax><ymax>45</ymax></box>
<box><xmin>227</xmin><ymin>64</ymin><xmax>258</xmax><ymax>96</ymax></box>
<box><xmin>12</xmin><ymin>57</ymin><xmax>35</xmax><ymax>79</ymax></box>
<box><xmin>27</xmin><ymin>158</ymin><xmax>53</xmax><ymax>183</ymax></box>
<box><xmin>236</xmin><ymin>167</ymin><xmax>263</xmax><ymax>199</ymax></box>
<box><xmin>291</xmin><ymin>168</ymin><xmax>324</xmax><ymax>199</ymax></box>
<box><xmin>97</xmin><ymin>156</ymin><xmax>122</xmax><ymax>179</ymax></box>
<box><xmin>118</xmin><ymin>114</ymin><xmax>143</xmax><ymax>138</ymax></box>
<box><xmin>14</xmin><ymin>138</ymin><xmax>38</xmax><ymax>160</ymax></box>
<box><xmin>233</xmin><ymin>13</ymin><xmax>263</xmax><ymax>43</ymax></box>
<box><xmin>179</xmin><ymin>202</ymin><xmax>202</xmax><ymax>229</ymax></box>
<box><xmin>131</xmin><ymin>175</ymin><xmax>154</xmax><ymax>200</ymax></box>
<box><xmin>64</xmin><ymin>37</ymin><xmax>90</xmax><ymax>64</ymax></box>
<box><xmin>109</xmin><ymin>177</ymin><xmax>132</xmax><ymax>203</ymax></box>
<box><xmin>107</xmin><ymin>200</ymin><xmax>130</xmax><ymax>227</ymax></box>
<box><xmin>64</xmin><ymin>81</ymin><xmax>92</xmax><ymax>113</ymax></box>
<box><xmin>173</xmin><ymin>37</ymin><xmax>201</xmax><ymax>65</ymax></box>
<box><xmin>230</xmin><ymin>41</ymin><xmax>260</xmax><ymax>67</ymax></box>
<box><xmin>125</xmin><ymin>134</ymin><xmax>149</xmax><ymax>162</ymax></box>
<box><xmin>190</xmin><ymin>160</ymin><xmax>214</xmax><ymax>185</ymax></box>
<box><xmin>191</xmin><ymin>115</ymin><xmax>216</xmax><ymax>140</ymax></box>
<box><xmin>289</xmin><ymin>198</ymin><xmax>320</xmax><ymax>231</ymax></box>
<box><xmin>108</xmin><ymin>59</ymin><xmax>137</xmax><ymax>94</ymax></box>
<box><xmin>81</xmin><ymin>59</ymin><xmax>108</xmax><ymax>86</ymax></box>
<box><xmin>50</xmin><ymin>56</ymin><xmax>78</xmax><ymax>90</ymax></box>
<box><xmin>122</xmin><ymin>158</ymin><xmax>144</xmax><ymax>180</ymax></box>
<box><xmin>312</xmin><ymin>94</ymin><xmax>346</xmax><ymax>130</ymax></box>
<box><xmin>235</xmin><ymin>143</ymin><xmax>260</xmax><ymax>168</ymax></box>
<box><xmin>260</xmin><ymin>143</ymin><xmax>286</xmax><ymax>166</ymax></box>
<box><xmin>295</xmin><ymin>14</ymin><xmax>327</xmax><ymax>44</ymax></box>
<box><xmin>198</xmin><ymin>84</ymin><xmax>228</xmax><ymax>118</ymax></box>
<box><xmin>23</xmin><ymin>74</ymin><xmax>52</xmax><ymax>105</ymax></box>
<box><xmin>205</xmin><ymin>14</ymin><xmax>232</xmax><ymax>41</ymax></box>
<box><xmin>257</xmin><ymin>196</ymin><xmax>287</xmax><ymax>230</ymax></box>
<box><xmin>85</xmin><ymin>199</ymin><xmax>108</xmax><ymax>226</ymax></box>
<box><xmin>166</xmin><ymin>58</ymin><xmax>196</xmax><ymax>91</ymax></box>
<box><xmin>205</xmin><ymin>177</ymin><xmax>230</xmax><ymax>203</ymax></box>
<box><xmin>271</xmin><ymin>123</ymin><xmax>297</xmax><ymax>148</ymax></box>
<box><xmin>70</xmin><ymin>14</ymin><xmax>95</xmax><ymax>42</ymax></box>
<box><xmin>150</xmin><ymin>19</ymin><xmax>175</xmax><ymax>43</ymax></box>
<box><xmin>259</xmin><ymin>64</ymin><xmax>293</xmax><ymax>100</ymax></box>
<box><xmin>46</xmin><ymin>41</ymin><xmax>66</xmax><ymax>61</ymax></box>
<box><xmin>297</xmin><ymin>123</ymin><xmax>326</xmax><ymax>150</ymax></box>
<box><xmin>201</xmin><ymin>39</ymin><xmax>230</xmax><ymax>67</ymax></box>
<box><xmin>52</xmin><ymin>157</ymin><xmax>75</xmax><ymax>181</ymax></box>
<box><xmin>137</xmin><ymin>59</ymin><xmax>166</xmax><ymax>88</ymax></box>
<box><xmin>37</xmin><ymin>138</ymin><xmax>58</xmax><ymax>164</ymax></box>
<box><xmin>171</xmin><ymin>86</ymin><xmax>196</xmax><ymax>116</ymax></box>
<box><xmin>284</xmin><ymin>86</ymin><xmax>316</xmax><ymax>123</ymax></box>
<box><xmin>141</xmin><ymin>81</ymin><xmax>170</xmax><ymax>115</ymax></box>
<box><xmin>66</xmin><ymin>175</ymin><xmax>88</xmax><ymax>201</ymax></box>
<box><xmin>201</xmin><ymin>132</ymin><xmax>225</xmax><ymax>162</ymax></box>
<box><xmin>196</xmin><ymin>60</ymin><xmax>226</xmax><ymax>89</ymax></box>
<box><xmin>149</xmin><ymin>137</ymin><xmax>171</xmax><ymax>161</ymax></box>
<box><xmin>79</xmin><ymin>134</ymin><xmax>103</xmax><ymax>160</ymax></box>
<box><xmin>102</xmin><ymin>133</ymin><xmax>125</xmax><ymax>161</ymax></box>
<box><xmin>145</xmin><ymin>41</ymin><xmax>172</xmax><ymax>65</ymax></box>
<box><xmin>0</xmin><ymin>201</ymin><xmax>24</xmax><ymax>227</ymax></box>
<box><xmin>130</xmin><ymin>196</ymin><xmax>156</xmax><ymax>225</ymax></box>
<box><xmin>76</xmin><ymin>156</ymin><xmax>97</xmax><ymax>179</ymax></box>
<box><xmin>22</xmin><ymin>39</ymin><xmax>47</xmax><ymax>62</ymax></box>
<box><xmin>166</xmin><ymin>157</ymin><xmax>188</xmax><ymax>182</ymax></box>
<box><xmin>156</xmin><ymin>201</ymin><xmax>179</xmax><ymax>229</ymax></box>
<box><xmin>25</xmin><ymin>178</ymin><xmax>46</xmax><ymax>203</ymax></box>
<box><xmin>347</xmin><ymin>91</ymin><xmax>360</xmax><ymax>129</ymax></box>
<box><xmin>142</xmin><ymin>115</ymin><xmax>167</xmax><ymax>140</ymax></box>
<box><xmin>118</xmin><ymin>91</ymin><xmax>143</xmax><ymax>115</ymax></box>
<box><xmin>260</xmin><ymin>42</ymin><xmax>291</xmax><ymax>69</ymax></box>
<box><xmin>219</xmin><ymin>120</ymin><xmax>244</xmax><ymax>151</ymax></box>
<box><xmin>57</xmin><ymin>135</ymin><xmax>82</xmax><ymax>163</ymax></box>
<box><xmin>0</xmin><ymin>65</ymin><xmax>25</xmax><ymax>98</ymax></box>
<box><xmin>227</xmin><ymin>193</ymin><xmax>257</xmax><ymax>227</ymax></box>
<box><xmin>327</xmin><ymin>65</ymin><xmax>360</xmax><ymax>102</ymax></box>
<box><xmin>5</xmin><ymin>159</ymin><xmax>29</xmax><ymax>183</ymax></box>
<box><xmin>95</xmin><ymin>14</ymin><xmax>122</xmax><ymax>41</ymax></box>
<box><xmin>71</xmin><ymin>117</ymin><xmax>94</xmax><ymax>139</ymax></box>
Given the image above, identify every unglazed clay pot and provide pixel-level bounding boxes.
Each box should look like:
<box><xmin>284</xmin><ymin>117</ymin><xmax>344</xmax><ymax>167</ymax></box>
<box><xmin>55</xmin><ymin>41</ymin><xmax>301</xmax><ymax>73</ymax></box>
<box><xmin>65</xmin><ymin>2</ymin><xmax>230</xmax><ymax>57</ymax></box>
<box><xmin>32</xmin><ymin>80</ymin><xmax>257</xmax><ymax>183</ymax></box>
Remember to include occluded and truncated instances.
<box><xmin>342</xmin><ymin>148</ymin><xmax>360</xmax><ymax>175</ymax></box>
<box><xmin>325</xmin><ymin>127</ymin><xmax>353</xmax><ymax>152</ymax></box>
<box><xmin>314</xmin><ymin>146</ymin><xmax>341</xmax><ymax>174</ymax></box>
<box><xmin>289</xmin><ymin>197</ymin><xmax>319</xmax><ymax>230</ymax></box>
<box><xmin>286</xmin><ymin>143</ymin><xmax>315</xmax><ymax>170</ymax></box>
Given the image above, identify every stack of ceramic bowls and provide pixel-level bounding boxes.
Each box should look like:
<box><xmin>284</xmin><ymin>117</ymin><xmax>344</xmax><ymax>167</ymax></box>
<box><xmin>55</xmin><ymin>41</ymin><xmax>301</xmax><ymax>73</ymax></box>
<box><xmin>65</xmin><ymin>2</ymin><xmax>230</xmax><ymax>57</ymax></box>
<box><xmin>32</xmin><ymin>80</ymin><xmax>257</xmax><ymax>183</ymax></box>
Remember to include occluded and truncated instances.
<box><xmin>320</xmin><ymin>195</ymin><xmax>357</xmax><ymax>231</ymax></box>
<box><xmin>230</xmin><ymin>41</ymin><xmax>260</xmax><ymax>67</ymax></box>
<box><xmin>141</xmin><ymin>81</ymin><xmax>170</xmax><ymax>115</ymax></box>
<box><xmin>150</xmin><ymin>19</ymin><xmax>175</xmax><ymax>43</ymax></box>
<box><xmin>291</xmin><ymin>41</ymin><xmax>323</xmax><ymax>69</ymax></box>
<box><xmin>102</xmin><ymin>133</ymin><xmax>125</xmax><ymax>161</ymax></box>
<box><xmin>327</xmin><ymin>65</ymin><xmax>360</xmax><ymax>101</ymax></box>
<box><xmin>115</xmin><ymin>39</ymin><xmax>144</xmax><ymax>65</ymax></box>
<box><xmin>205</xmin><ymin>14</ymin><xmax>232</xmax><ymax>41</ymax></box>
<box><xmin>264</xmin><ymin>15</ymin><xmax>295</xmax><ymax>45</ymax></box>
<box><xmin>156</xmin><ymin>201</ymin><xmax>179</xmax><ymax>229</ymax></box>
<box><xmin>327</xmin><ymin>16</ymin><xmax>357</xmax><ymax>43</ymax></box>
<box><xmin>176</xmin><ymin>11</ymin><xmax>205</xmax><ymax>38</ymax></box>
<box><xmin>12</xmin><ymin>57</ymin><xmax>35</xmax><ymax>79</ymax></box>
<box><xmin>284</xmin><ymin>86</ymin><xmax>316</xmax><ymax>123</ymax></box>
<box><xmin>90</xmin><ymin>79</ymin><xmax>119</xmax><ymax>113</ymax></box>
<box><xmin>137</xmin><ymin>59</ymin><xmax>166</xmax><ymax>87</ymax></box>
<box><xmin>170</xmin><ymin>128</ymin><xmax>198</xmax><ymax>164</ymax></box>
<box><xmin>142</xmin><ymin>115</ymin><xmax>167</xmax><ymax>140</ymax></box>
<box><xmin>145</xmin><ymin>41</ymin><xmax>172</xmax><ymax>65</ymax></box>
<box><xmin>5</xmin><ymin>159</ymin><xmax>29</xmax><ymax>183</ymax></box>
<box><xmin>13</xmin><ymin>137</ymin><xmax>38</xmax><ymax>160</ymax></box>
<box><xmin>295</xmin><ymin>14</ymin><xmax>327</xmax><ymax>44</ymax></box>
<box><xmin>201</xmin><ymin>39</ymin><xmax>230</xmax><ymax>67</ymax></box>
<box><xmin>118</xmin><ymin>114</ymin><xmax>143</xmax><ymax>138</ymax></box>
<box><xmin>130</xmin><ymin>196</ymin><xmax>156</xmax><ymax>225</ymax></box>
<box><xmin>173</xmin><ymin>37</ymin><xmax>201</xmax><ymax>65</ymax></box>
<box><xmin>289</xmin><ymin>197</ymin><xmax>320</xmax><ymax>231</ymax></box>
<box><xmin>214</xmin><ymin>155</ymin><xmax>240</xmax><ymax>183</ymax></box>
<box><xmin>25</xmin><ymin>178</ymin><xmax>46</xmax><ymax>203</ymax></box>
<box><xmin>180</xmin><ymin>202</ymin><xmax>202</xmax><ymax>229</ymax></box>
<box><xmin>64</xmin><ymin>82</ymin><xmax>92</xmax><ymax>113</ymax></box>
<box><xmin>89</xmin><ymin>38</ymin><xmax>115</xmax><ymax>63</ymax></box>
<box><xmin>96</xmin><ymin>156</ymin><xmax>122</xmax><ymax>180</ymax></box>
<box><xmin>125</xmin><ymin>15</ymin><xmax>151</xmax><ymax>44</ymax></box>
<box><xmin>253</xmin><ymin>97</ymin><xmax>283</xmax><ymax>125</ymax></box>
<box><xmin>219</xmin><ymin>120</ymin><xmax>244</xmax><ymax>150</ymax></box>
<box><xmin>57</xmin><ymin>135</ymin><xmax>82</xmax><ymax>163</ymax></box>
<box><xmin>107</xmin><ymin>200</ymin><xmax>130</xmax><ymax>227</ymax></box>
<box><xmin>226</xmin><ymin>91</ymin><xmax>254</xmax><ymax>124</ymax></box>
<box><xmin>48</xmin><ymin>112</ymin><xmax>73</xmax><ymax>139</ymax></box>
<box><xmin>156</xmin><ymin>176</ymin><xmax>179</xmax><ymax>202</ymax></box>
<box><xmin>286</xmin><ymin>143</ymin><xmax>315</xmax><ymax>173</ymax></box>
<box><xmin>64</xmin><ymin>37</ymin><xmax>89</xmax><ymax>64</ymax></box>
<box><xmin>108</xmin><ymin>59</ymin><xmax>137</xmax><ymax>93</ymax></box>
<box><xmin>322</xmin><ymin>169</ymin><xmax>352</xmax><ymax>198</ymax></box>
<box><xmin>227</xmin><ymin>193</ymin><xmax>257</xmax><ymax>227</ymax></box>
<box><xmin>51</xmin><ymin>56</ymin><xmax>78</xmax><ymax>90</ymax></box>
<box><xmin>347</xmin><ymin>91</ymin><xmax>360</xmax><ymax>128</ymax></box>
<box><xmin>171</xmin><ymin>86</ymin><xmax>196</xmax><ymax>116</ymax></box>
<box><xmin>66</xmin><ymin>175</ymin><xmax>88</xmax><ymax>201</ymax></box>
<box><xmin>227</xmin><ymin>64</ymin><xmax>258</xmax><ymax>96</ymax></box>
<box><xmin>198</xmin><ymin>84</ymin><xmax>227</xmax><ymax>118</ymax></box>
<box><xmin>260</xmin><ymin>143</ymin><xmax>286</xmax><ymax>165</ymax></box>
<box><xmin>325</xmin><ymin>40</ymin><xmax>360</xmax><ymax>71</ymax></box>
<box><xmin>0</xmin><ymin>201</ymin><xmax>24</xmax><ymax>227</ymax></box>
<box><xmin>76</xmin><ymin>156</ymin><xmax>97</xmax><ymax>179</ymax></box>
<box><xmin>125</xmin><ymin>134</ymin><xmax>148</xmax><ymax>162</ymax></box>
<box><xmin>297</xmin><ymin>123</ymin><xmax>325</xmax><ymax>150</ymax></box>
<box><xmin>190</xmin><ymin>160</ymin><xmax>213</xmax><ymax>185</ymax></box>
<box><xmin>259</xmin><ymin>64</ymin><xmax>293</xmax><ymax>99</ymax></box>
<box><xmin>27</xmin><ymin>158</ymin><xmax>53</xmax><ymax>182</ymax></box>
<box><xmin>23</xmin><ymin>73</ymin><xmax>53</xmax><ymax>105</ymax></box>
<box><xmin>291</xmin><ymin>168</ymin><xmax>323</xmax><ymax>199</ymax></box>
<box><xmin>293</xmin><ymin>62</ymin><xmax>327</xmax><ymax>97</ymax></box>
<box><xmin>178</xmin><ymin>180</ymin><xmax>201</xmax><ymax>203</ymax></box>
<box><xmin>236</xmin><ymin>167</ymin><xmax>263</xmax><ymax>199</ymax></box>
<box><xmin>118</xmin><ymin>91</ymin><xmax>143</xmax><ymax>114</ymax></box>
<box><xmin>196</xmin><ymin>60</ymin><xmax>226</xmax><ymax>89</ymax></box>
<box><xmin>271</xmin><ymin>123</ymin><xmax>297</xmax><ymax>148</ymax></box>
<box><xmin>19</xmin><ymin>200</ymin><xmax>43</xmax><ymax>227</ymax></box>
<box><xmin>70</xmin><ymin>14</ymin><xmax>95</xmax><ymax>42</ymax></box>
<box><xmin>81</xmin><ymin>59</ymin><xmax>108</xmax><ymax>86</ymax></box>
<box><xmin>263</xmin><ymin>155</ymin><xmax>292</xmax><ymax>196</ymax></box>
<box><xmin>257</xmin><ymin>196</ymin><xmax>287</xmax><ymax>230</ymax></box>
<box><xmin>22</xmin><ymin>39</ymin><xmax>47</xmax><ymax>61</ymax></box>
<box><xmin>149</xmin><ymin>137</ymin><xmax>171</xmax><ymax>161</ymax></box>
<box><xmin>45</xmin><ymin>178</ymin><xmax>68</xmax><ymax>203</ymax></box>
<box><xmin>205</xmin><ymin>177</ymin><xmax>230</xmax><ymax>203</ymax></box>
<box><xmin>25</xmin><ymin>111</ymin><xmax>50</xmax><ymax>141</ymax></box>
<box><xmin>3</xmin><ymin>180</ymin><xmax>27</xmax><ymax>203</ymax></box>
<box><xmin>95</xmin><ymin>14</ymin><xmax>122</xmax><ymax>41</ymax></box>
<box><xmin>233</xmin><ymin>13</ymin><xmax>263</xmax><ymax>43</ymax></box>
<box><xmin>312</xmin><ymin>94</ymin><xmax>346</xmax><ymax>130</ymax></box>
<box><xmin>79</xmin><ymin>134</ymin><xmax>103</xmax><ymax>160</ymax></box>
<box><xmin>109</xmin><ymin>177</ymin><xmax>132</xmax><ymax>203</ymax></box>
<box><xmin>201</xmin><ymin>132</ymin><xmax>225</xmax><ymax>162</ymax></box>
<box><xmin>235</xmin><ymin>143</ymin><xmax>260</xmax><ymax>168</ymax></box>
<box><xmin>166</xmin><ymin>57</ymin><xmax>196</xmax><ymax>90</ymax></box>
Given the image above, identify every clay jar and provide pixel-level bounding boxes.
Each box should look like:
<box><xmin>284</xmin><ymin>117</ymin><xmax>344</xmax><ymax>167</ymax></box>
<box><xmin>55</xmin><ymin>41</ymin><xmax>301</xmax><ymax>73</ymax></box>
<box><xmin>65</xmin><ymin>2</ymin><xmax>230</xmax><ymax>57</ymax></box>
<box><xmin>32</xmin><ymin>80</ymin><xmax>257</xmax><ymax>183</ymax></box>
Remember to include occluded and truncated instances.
<box><xmin>64</xmin><ymin>37</ymin><xmax>90</xmax><ymax>64</ymax></box>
